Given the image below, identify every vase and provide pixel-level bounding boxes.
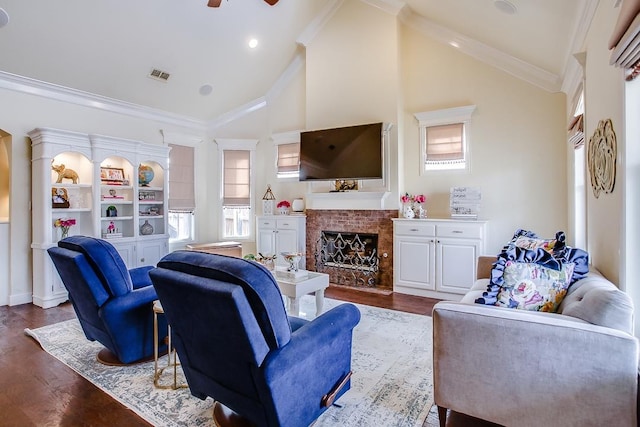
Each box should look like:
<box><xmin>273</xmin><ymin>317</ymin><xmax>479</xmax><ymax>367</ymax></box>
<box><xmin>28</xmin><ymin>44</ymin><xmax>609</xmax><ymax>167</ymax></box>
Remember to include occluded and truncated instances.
<box><xmin>140</xmin><ymin>220</ymin><xmax>154</xmax><ymax>235</ymax></box>
<box><xmin>61</xmin><ymin>227</ymin><xmax>69</xmax><ymax>239</ymax></box>
<box><xmin>278</xmin><ymin>207</ymin><xmax>290</xmax><ymax>215</ymax></box>
<box><xmin>413</xmin><ymin>204</ymin><xmax>426</xmax><ymax>219</ymax></box>
<box><xmin>402</xmin><ymin>205</ymin><xmax>415</xmax><ymax>218</ymax></box>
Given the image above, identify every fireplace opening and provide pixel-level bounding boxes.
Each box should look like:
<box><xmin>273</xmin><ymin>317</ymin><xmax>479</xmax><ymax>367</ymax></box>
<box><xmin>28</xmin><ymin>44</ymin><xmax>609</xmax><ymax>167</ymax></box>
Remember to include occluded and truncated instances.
<box><xmin>315</xmin><ymin>231</ymin><xmax>380</xmax><ymax>287</ymax></box>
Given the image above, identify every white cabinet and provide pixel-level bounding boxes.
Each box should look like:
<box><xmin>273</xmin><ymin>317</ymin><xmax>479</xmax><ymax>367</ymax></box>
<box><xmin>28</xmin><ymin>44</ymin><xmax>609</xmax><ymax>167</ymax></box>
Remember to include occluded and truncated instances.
<box><xmin>393</xmin><ymin>218</ymin><xmax>486</xmax><ymax>300</ymax></box>
<box><xmin>256</xmin><ymin>215</ymin><xmax>306</xmax><ymax>269</ymax></box>
<box><xmin>29</xmin><ymin>128</ymin><xmax>170</xmax><ymax>308</ymax></box>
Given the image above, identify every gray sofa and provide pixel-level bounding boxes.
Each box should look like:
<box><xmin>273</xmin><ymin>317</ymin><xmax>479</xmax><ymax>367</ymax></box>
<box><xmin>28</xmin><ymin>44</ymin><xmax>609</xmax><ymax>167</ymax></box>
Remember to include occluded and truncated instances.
<box><xmin>432</xmin><ymin>256</ymin><xmax>639</xmax><ymax>427</ymax></box>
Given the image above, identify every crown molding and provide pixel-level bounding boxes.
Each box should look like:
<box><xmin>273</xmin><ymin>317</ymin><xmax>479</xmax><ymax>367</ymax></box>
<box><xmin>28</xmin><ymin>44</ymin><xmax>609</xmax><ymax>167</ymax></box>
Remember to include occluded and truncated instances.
<box><xmin>360</xmin><ymin>0</ymin><xmax>406</xmax><ymax>15</ymax></box>
<box><xmin>297</xmin><ymin>0</ymin><xmax>344</xmax><ymax>47</ymax></box>
<box><xmin>560</xmin><ymin>0</ymin><xmax>598</xmax><ymax>95</ymax></box>
<box><xmin>400</xmin><ymin>11</ymin><xmax>562</xmax><ymax>93</ymax></box>
<box><xmin>0</xmin><ymin>70</ymin><xmax>207</xmax><ymax>131</ymax></box>
<box><xmin>207</xmin><ymin>97</ymin><xmax>267</xmax><ymax>131</ymax></box>
<box><xmin>266</xmin><ymin>51</ymin><xmax>305</xmax><ymax>104</ymax></box>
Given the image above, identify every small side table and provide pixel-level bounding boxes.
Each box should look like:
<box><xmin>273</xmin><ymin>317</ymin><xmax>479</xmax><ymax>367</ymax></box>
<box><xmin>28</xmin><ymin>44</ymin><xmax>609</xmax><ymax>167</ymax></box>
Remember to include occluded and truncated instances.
<box><xmin>274</xmin><ymin>270</ymin><xmax>329</xmax><ymax>317</ymax></box>
<box><xmin>153</xmin><ymin>300</ymin><xmax>187</xmax><ymax>390</ymax></box>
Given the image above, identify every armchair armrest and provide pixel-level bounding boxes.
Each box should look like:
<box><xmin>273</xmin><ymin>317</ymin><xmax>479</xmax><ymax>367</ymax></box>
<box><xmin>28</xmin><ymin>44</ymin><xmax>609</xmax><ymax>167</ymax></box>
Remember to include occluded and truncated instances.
<box><xmin>433</xmin><ymin>301</ymin><xmax>638</xmax><ymax>427</ymax></box>
<box><xmin>129</xmin><ymin>266</ymin><xmax>154</xmax><ymax>289</ymax></box>
<box><xmin>261</xmin><ymin>303</ymin><xmax>361</xmax><ymax>425</ymax></box>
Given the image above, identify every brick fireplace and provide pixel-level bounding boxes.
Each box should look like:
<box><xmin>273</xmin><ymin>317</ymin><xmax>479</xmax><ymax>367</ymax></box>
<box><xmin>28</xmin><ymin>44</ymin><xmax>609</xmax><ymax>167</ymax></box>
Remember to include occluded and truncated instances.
<box><xmin>305</xmin><ymin>209</ymin><xmax>397</xmax><ymax>293</ymax></box>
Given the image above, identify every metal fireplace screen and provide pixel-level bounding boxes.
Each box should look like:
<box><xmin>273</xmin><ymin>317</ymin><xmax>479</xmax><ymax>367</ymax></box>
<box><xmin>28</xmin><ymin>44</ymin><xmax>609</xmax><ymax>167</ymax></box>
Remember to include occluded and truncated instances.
<box><xmin>315</xmin><ymin>231</ymin><xmax>380</xmax><ymax>287</ymax></box>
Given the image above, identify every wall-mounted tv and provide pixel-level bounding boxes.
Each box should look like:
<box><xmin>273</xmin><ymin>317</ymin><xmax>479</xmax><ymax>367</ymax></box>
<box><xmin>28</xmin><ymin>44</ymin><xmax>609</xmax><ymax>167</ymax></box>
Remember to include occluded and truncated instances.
<box><xmin>299</xmin><ymin>122</ymin><xmax>384</xmax><ymax>181</ymax></box>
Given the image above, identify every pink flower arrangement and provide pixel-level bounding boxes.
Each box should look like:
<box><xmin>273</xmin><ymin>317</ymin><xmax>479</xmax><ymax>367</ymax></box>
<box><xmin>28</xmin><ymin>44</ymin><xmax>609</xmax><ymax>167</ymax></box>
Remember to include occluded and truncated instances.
<box><xmin>400</xmin><ymin>193</ymin><xmax>426</xmax><ymax>204</ymax></box>
<box><xmin>54</xmin><ymin>218</ymin><xmax>76</xmax><ymax>228</ymax></box>
<box><xmin>54</xmin><ymin>218</ymin><xmax>76</xmax><ymax>238</ymax></box>
<box><xmin>276</xmin><ymin>200</ymin><xmax>291</xmax><ymax>209</ymax></box>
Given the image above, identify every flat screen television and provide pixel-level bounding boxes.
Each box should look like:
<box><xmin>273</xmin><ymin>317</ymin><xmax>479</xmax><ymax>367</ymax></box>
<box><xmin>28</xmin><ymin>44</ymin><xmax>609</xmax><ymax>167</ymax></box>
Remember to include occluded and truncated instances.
<box><xmin>299</xmin><ymin>122</ymin><xmax>384</xmax><ymax>181</ymax></box>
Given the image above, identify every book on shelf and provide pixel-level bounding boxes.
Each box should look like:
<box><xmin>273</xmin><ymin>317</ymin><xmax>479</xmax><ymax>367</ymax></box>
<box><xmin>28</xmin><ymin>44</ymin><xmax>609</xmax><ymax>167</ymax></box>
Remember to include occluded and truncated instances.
<box><xmin>102</xmin><ymin>232</ymin><xmax>123</xmax><ymax>239</ymax></box>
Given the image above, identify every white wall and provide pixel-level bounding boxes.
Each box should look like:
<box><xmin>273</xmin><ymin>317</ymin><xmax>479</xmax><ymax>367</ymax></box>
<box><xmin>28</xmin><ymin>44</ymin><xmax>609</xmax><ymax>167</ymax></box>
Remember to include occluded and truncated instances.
<box><xmin>582</xmin><ymin>1</ymin><xmax>625</xmax><ymax>284</ymax></box>
<box><xmin>400</xmin><ymin>25</ymin><xmax>567</xmax><ymax>254</ymax></box>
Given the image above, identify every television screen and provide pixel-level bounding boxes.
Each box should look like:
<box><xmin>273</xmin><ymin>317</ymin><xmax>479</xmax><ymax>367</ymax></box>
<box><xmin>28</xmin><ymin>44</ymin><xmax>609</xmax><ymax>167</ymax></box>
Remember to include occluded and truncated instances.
<box><xmin>299</xmin><ymin>122</ymin><xmax>383</xmax><ymax>181</ymax></box>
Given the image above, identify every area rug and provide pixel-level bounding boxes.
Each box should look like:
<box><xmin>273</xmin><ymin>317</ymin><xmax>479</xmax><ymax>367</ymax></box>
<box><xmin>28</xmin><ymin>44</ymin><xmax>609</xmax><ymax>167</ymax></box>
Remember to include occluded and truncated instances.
<box><xmin>25</xmin><ymin>296</ymin><xmax>434</xmax><ymax>427</ymax></box>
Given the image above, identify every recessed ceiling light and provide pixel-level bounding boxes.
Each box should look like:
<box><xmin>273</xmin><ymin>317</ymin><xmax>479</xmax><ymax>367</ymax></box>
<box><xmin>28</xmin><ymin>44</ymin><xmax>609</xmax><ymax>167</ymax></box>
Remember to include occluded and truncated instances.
<box><xmin>494</xmin><ymin>0</ymin><xmax>517</xmax><ymax>15</ymax></box>
<box><xmin>199</xmin><ymin>84</ymin><xmax>213</xmax><ymax>96</ymax></box>
<box><xmin>0</xmin><ymin>8</ymin><xmax>9</xmax><ymax>28</ymax></box>
<box><xmin>248</xmin><ymin>38</ymin><xmax>258</xmax><ymax>49</ymax></box>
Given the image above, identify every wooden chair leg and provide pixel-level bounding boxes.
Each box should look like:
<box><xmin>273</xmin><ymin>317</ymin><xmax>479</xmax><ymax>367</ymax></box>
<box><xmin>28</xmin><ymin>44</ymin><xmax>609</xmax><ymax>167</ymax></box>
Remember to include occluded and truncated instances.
<box><xmin>437</xmin><ymin>405</ymin><xmax>448</xmax><ymax>427</ymax></box>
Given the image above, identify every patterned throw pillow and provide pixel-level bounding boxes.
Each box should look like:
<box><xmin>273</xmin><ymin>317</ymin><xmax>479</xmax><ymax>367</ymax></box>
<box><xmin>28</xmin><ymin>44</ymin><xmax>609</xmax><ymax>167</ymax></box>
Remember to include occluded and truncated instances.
<box><xmin>495</xmin><ymin>261</ymin><xmax>575</xmax><ymax>312</ymax></box>
<box><xmin>508</xmin><ymin>229</ymin><xmax>566</xmax><ymax>255</ymax></box>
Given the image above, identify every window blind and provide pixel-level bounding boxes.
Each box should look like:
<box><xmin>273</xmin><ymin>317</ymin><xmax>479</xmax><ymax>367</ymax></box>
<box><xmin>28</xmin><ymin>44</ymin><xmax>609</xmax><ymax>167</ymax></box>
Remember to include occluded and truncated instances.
<box><xmin>223</xmin><ymin>150</ymin><xmax>250</xmax><ymax>206</ymax></box>
<box><xmin>277</xmin><ymin>142</ymin><xmax>300</xmax><ymax>174</ymax></box>
<box><xmin>426</xmin><ymin>123</ymin><xmax>464</xmax><ymax>161</ymax></box>
<box><xmin>609</xmin><ymin>0</ymin><xmax>640</xmax><ymax>79</ymax></box>
<box><xmin>168</xmin><ymin>144</ymin><xmax>195</xmax><ymax>210</ymax></box>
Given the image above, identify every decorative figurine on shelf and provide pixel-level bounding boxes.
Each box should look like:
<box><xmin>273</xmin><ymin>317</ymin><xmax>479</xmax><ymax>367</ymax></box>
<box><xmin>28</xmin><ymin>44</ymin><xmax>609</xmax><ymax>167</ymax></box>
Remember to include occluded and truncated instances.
<box><xmin>106</xmin><ymin>205</ymin><xmax>118</xmax><ymax>217</ymax></box>
<box><xmin>107</xmin><ymin>221</ymin><xmax>116</xmax><ymax>234</ymax></box>
<box><xmin>138</xmin><ymin>164</ymin><xmax>154</xmax><ymax>187</ymax></box>
<box><xmin>51</xmin><ymin>162</ymin><xmax>79</xmax><ymax>184</ymax></box>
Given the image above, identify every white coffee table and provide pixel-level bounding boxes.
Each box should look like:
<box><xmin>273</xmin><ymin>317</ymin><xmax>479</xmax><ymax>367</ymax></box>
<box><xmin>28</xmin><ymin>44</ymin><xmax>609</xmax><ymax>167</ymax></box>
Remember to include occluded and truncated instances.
<box><xmin>273</xmin><ymin>269</ymin><xmax>329</xmax><ymax>317</ymax></box>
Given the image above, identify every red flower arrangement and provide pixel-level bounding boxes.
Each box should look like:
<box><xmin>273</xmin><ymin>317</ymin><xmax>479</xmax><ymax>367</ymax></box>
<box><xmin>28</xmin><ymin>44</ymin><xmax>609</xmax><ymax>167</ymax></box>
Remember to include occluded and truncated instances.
<box><xmin>276</xmin><ymin>200</ymin><xmax>291</xmax><ymax>209</ymax></box>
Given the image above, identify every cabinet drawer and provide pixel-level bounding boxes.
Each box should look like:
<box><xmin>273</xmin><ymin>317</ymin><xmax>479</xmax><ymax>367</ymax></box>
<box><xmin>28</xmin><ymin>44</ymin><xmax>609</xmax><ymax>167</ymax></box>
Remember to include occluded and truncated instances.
<box><xmin>436</xmin><ymin>223</ymin><xmax>483</xmax><ymax>239</ymax></box>
<box><xmin>257</xmin><ymin>219</ymin><xmax>276</xmax><ymax>229</ymax></box>
<box><xmin>276</xmin><ymin>219</ymin><xmax>299</xmax><ymax>230</ymax></box>
<box><xmin>394</xmin><ymin>222</ymin><xmax>436</xmax><ymax>237</ymax></box>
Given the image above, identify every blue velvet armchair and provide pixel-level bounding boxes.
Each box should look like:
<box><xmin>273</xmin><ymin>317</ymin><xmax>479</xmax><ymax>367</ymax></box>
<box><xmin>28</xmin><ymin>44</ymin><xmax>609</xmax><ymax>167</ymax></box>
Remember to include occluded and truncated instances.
<box><xmin>149</xmin><ymin>250</ymin><xmax>361</xmax><ymax>427</ymax></box>
<box><xmin>47</xmin><ymin>236</ymin><xmax>166</xmax><ymax>364</ymax></box>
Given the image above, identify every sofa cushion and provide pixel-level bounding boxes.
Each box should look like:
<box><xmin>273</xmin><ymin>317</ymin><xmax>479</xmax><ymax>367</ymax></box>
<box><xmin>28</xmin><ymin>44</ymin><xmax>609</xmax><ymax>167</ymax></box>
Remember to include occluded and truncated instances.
<box><xmin>495</xmin><ymin>261</ymin><xmax>574</xmax><ymax>312</ymax></box>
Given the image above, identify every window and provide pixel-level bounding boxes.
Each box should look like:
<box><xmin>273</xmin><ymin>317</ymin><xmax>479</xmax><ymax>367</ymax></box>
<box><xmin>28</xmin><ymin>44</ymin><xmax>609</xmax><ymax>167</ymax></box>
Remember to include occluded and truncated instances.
<box><xmin>277</xmin><ymin>142</ymin><xmax>300</xmax><ymax>178</ymax></box>
<box><xmin>414</xmin><ymin>105</ymin><xmax>476</xmax><ymax>173</ymax></box>
<box><xmin>168</xmin><ymin>144</ymin><xmax>195</xmax><ymax>243</ymax></box>
<box><xmin>218</xmin><ymin>139</ymin><xmax>257</xmax><ymax>239</ymax></box>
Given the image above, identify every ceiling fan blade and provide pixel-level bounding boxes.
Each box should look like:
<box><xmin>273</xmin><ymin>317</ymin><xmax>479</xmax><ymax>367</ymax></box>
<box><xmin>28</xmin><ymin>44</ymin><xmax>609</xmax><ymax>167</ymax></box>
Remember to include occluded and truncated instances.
<box><xmin>264</xmin><ymin>0</ymin><xmax>279</xmax><ymax>5</ymax></box>
<box><xmin>207</xmin><ymin>0</ymin><xmax>222</xmax><ymax>7</ymax></box>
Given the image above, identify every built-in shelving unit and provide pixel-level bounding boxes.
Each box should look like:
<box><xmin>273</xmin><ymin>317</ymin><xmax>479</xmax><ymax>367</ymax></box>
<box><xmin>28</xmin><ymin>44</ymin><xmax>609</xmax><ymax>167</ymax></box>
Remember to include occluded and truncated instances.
<box><xmin>29</xmin><ymin>127</ymin><xmax>170</xmax><ymax>308</ymax></box>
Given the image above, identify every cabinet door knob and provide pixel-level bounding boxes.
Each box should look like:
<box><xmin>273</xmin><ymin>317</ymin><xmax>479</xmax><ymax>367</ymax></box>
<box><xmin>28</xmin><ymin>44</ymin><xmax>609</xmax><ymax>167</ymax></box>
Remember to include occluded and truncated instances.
<box><xmin>140</xmin><ymin>258</ymin><xmax>145</xmax><ymax>262</ymax></box>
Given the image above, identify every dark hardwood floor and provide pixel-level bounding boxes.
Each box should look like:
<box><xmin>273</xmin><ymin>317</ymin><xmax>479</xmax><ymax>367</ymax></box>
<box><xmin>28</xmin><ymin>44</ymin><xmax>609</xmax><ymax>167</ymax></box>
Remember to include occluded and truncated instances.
<box><xmin>0</xmin><ymin>286</ymin><xmax>490</xmax><ymax>426</ymax></box>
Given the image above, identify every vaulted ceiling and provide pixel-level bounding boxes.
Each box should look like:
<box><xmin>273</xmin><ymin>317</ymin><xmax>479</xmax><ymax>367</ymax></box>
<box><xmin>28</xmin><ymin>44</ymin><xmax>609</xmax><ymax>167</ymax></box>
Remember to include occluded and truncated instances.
<box><xmin>0</xmin><ymin>0</ymin><xmax>596</xmax><ymax>124</ymax></box>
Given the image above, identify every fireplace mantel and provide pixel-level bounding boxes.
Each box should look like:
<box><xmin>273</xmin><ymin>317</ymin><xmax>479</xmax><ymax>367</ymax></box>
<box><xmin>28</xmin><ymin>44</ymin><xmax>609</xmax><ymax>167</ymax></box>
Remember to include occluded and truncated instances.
<box><xmin>306</xmin><ymin>191</ymin><xmax>390</xmax><ymax>210</ymax></box>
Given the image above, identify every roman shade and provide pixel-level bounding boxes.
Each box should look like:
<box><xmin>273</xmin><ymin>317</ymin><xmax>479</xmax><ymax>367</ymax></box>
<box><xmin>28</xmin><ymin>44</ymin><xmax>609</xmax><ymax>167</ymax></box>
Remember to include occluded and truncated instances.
<box><xmin>426</xmin><ymin>123</ymin><xmax>464</xmax><ymax>161</ymax></box>
<box><xmin>609</xmin><ymin>0</ymin><xmax>640</xmax><ymax>79</ymax></box>
<box><xmin>223</xmin><ymin>150</ymin><xmax>250</xmax><ymax>206</ymax></box>
<box><xmin>277</xmin><ymin>142</ymin><xmax>300</xmax><ymax>174</ymax></box>
<box><xmin>168</xmin><ymin>144</ymin><xmax>195</xmax><ymax>211</ymax></box>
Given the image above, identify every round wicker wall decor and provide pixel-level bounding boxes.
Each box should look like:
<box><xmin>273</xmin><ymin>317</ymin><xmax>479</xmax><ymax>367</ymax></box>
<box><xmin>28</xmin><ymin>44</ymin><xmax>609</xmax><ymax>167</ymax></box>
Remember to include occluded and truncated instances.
<box><xmin>587</xmin><ymin>118</ymin><xmax>617</xmax><ymax>198</ymax></box>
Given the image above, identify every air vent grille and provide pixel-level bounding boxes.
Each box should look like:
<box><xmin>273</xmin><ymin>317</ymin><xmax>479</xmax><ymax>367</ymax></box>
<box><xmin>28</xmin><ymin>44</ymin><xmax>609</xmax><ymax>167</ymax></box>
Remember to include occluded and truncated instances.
<box><xmin>148</xmin><ymin>68</ymin><xmax>170</xmax><ymax>82</ymax></box>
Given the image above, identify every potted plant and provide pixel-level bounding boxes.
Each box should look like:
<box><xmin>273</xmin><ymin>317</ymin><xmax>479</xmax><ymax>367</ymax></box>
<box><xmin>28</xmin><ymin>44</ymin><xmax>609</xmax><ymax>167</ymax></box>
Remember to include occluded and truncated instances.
<box><xmin>277</xmin><ymin>200</ymin><xmax>291</xmax><ymax>215</ymax></box>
